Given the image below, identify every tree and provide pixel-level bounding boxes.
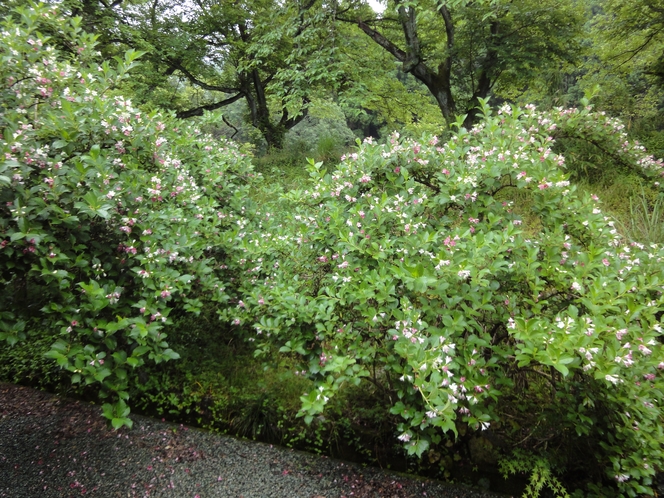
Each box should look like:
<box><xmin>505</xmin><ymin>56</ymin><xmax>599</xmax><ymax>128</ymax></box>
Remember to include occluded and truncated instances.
<box><xmin>50</xmin><ymin>0</ymin><xmax>342</xmax><ymax>149</ymax></box>
<box><xmin>332</xmin><ymin>18</ymin><xmax>444</xmax><ymax>138</ymax></box>
<box><xmin>339</xmin><ymin>0</ymin><xmax>584</xmax><ymax>127</ymax></box>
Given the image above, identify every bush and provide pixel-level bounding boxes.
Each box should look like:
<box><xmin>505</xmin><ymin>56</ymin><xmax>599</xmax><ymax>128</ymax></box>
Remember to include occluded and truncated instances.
<box><xmin>0</xmin><ymin>4</ymin><xmax>254</xmax><ymax>428</ymax></box>
<box><xmin>231</xmin><ymin>101</ymin><xmax>664</xmax><ymax>495</ymax></box>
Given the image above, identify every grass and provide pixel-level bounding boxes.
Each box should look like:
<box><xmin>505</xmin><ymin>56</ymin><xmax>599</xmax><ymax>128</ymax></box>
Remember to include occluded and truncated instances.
<box><xmin>623</xmin><ymin>188</ymin><xmax>664</xmax><ymax>244</ymax></box>
<box><xmin>575</xmin><ymin>173</ymin><xmax>664</xmax><ymax>245</ymax></box>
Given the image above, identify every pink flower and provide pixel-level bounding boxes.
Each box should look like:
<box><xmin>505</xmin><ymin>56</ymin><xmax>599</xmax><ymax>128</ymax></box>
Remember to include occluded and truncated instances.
<box><xmin>602</xmin><ymin>258</ymin><xmax>610</xmax><ymax>266</ymax></box>
<box><xmin>160</xmin><ymin>290</ymin><xmax>171</xmax><ymax>298</ymax></box>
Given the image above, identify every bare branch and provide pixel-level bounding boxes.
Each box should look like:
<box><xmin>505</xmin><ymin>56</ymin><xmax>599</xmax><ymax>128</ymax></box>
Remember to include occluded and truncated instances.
<box><xmin>222</xmin><ymin>115</ymin><xmax>239</xmax><ymax>139</ymax></box>
<box><xmin>611</xmin><ymin>27</ymin><xmax>664</xmax><ymax>68</ymax></box>
<box><xmin>175</xmin><ymin>93</ymin><xmax>244</xmax><ymax>119</ymax></box>
<box><xmin>355</xmin><ymin>20</ymin><xmax>407</xmax><ymax>62</ymax></box>
<box><xmin>167</xmin><ymin>58</ymin><xmax>239</xmax><ymax>93</ymax></box>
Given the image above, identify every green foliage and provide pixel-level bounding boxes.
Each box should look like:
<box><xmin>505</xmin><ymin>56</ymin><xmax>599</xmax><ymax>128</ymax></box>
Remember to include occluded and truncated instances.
<box><xmin>573</xmin><ymin>0</ymin><xmax>664</xmax><ymax>136</ymax></box>
<box><xmin>0</xmin><ymin>327</ymin><xmax>72</xmax><ymax>392</ymax></box>
<box><xmin>231</xmin><ymin>100</ymin><xmax>664</xmax><ymax>495</ymax></box>
<box><xmin>499</xmin><ymin>450</ymin><xmax>569</xmax><ymax>498</ymax></box>
<box><xmin>3</xmin><ymin>2</ymin><xmax>664</xmax><ymax>494</ymax></box>
<box><xmin>592</xmin><ymin>0</ymin><xmax>664</xmax><ymax>87</ymax></box>
<box><xmin>128</xmin><ymin>311</ymin><xmax>394</xmax><ymax>459</ymax></box>
<box><xmin>0</xmin><ymin>3</ymin><xmax>254</xmax><ymax>427</ymax></box>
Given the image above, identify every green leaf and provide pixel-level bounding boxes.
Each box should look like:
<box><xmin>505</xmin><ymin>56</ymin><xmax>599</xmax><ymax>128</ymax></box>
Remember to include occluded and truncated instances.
<box><xmin>553</xmin><ymin>363</ymin><xmax>569</xmax><ymax>377</ymax></box>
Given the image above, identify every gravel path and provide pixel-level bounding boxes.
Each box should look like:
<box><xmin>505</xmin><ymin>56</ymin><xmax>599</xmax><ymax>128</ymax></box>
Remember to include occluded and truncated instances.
<box><xmin>0</xmin><ymin>383</ymin><xmax>510</xmax><ymax>498</ymax></box>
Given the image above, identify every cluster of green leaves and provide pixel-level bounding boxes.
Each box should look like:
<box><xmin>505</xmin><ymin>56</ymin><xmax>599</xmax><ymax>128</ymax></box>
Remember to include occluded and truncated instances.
<box><xmin>0</xmin><ymin>4</ymin><xmax>254</xmax><ymax>428</ymax></box>
<box><xmin>498</xmin><ymin>449</ymin><xmax>569</xmax><ymax>498</ymax></box>
<box><xmin>231</xmin><ymin>100</ymin><xmax>664</xmax><ymax>495</ymax></box>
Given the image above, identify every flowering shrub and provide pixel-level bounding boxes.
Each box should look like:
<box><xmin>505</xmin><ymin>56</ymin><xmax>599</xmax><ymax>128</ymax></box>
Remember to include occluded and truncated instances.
<box><xmin>233</xmin><ymin>102</ymin><xmax>664</xmax><ymax>495</ymax></box>
<box><xmin>0</xmin><ymin>5</ymin><xmax>254</xmax><ymax>428</ymax></box>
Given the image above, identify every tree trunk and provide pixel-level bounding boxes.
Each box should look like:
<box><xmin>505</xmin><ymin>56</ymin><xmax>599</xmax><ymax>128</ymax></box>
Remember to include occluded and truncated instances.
<box><xmin>355</xmin><ymin>5</ymin><xmax>457</xmax><ymax>127</ymax></box>
<box><xmin>463</xmin><ymin>20</ymin><xmax>500</xmax><ymax>129</ymax></box>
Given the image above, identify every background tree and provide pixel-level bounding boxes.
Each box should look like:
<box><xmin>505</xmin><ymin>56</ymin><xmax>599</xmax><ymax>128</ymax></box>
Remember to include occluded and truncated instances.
<box><xmin>338</xmin><ymin>0</ymin><xmax>584</xmax><ymax>127</ymax></box>
<box><xmin>581</xmin><ymin>0</ymin><xmax>664</xmax><ymax>138</ymax></box>
<box><xmin>47</xmin><ymin>0</ymin><xmax>344</xmax><ymax>150</ymax></box>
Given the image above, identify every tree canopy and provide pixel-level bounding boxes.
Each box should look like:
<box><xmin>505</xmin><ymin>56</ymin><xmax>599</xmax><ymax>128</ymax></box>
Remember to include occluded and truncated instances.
<box><xmin>21</xmin><ymin>0</ymin><xmax>602</xmax><ymax>145</ymax></box>
<box><xmin>337</xmin><ymin>0</ymin><xmax>584</xmax><ymax>127</ymax></box>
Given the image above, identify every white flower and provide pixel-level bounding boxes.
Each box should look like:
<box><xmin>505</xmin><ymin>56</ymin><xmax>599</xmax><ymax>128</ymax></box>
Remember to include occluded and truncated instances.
<box><xmin>605</xmin><ymin>374</ymin><xmax>620</xmax><ymax>384</ymax></box>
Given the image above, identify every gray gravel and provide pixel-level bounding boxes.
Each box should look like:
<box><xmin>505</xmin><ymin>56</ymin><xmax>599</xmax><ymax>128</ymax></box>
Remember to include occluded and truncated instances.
<box><xmin>0</xmin><ymin>383</ymin><xmax>510</xmax><ymax>498</ymax></box>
